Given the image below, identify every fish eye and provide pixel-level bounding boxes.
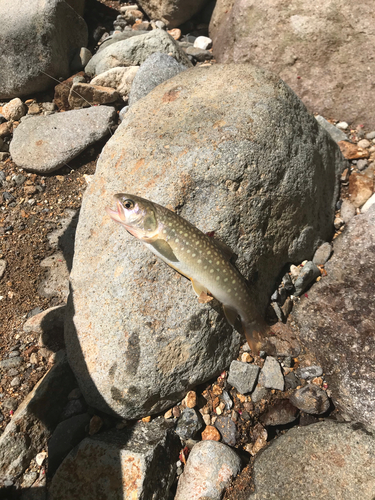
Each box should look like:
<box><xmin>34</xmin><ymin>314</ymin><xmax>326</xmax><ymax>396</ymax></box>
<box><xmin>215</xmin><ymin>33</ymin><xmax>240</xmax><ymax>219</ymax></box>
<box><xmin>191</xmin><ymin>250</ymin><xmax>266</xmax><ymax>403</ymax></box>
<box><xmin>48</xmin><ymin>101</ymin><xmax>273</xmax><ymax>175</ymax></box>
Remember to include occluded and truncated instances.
<box><xmin>123</xmin><ymin>199</ymin><xmax>134</xmax><ymax>210</ymax></box>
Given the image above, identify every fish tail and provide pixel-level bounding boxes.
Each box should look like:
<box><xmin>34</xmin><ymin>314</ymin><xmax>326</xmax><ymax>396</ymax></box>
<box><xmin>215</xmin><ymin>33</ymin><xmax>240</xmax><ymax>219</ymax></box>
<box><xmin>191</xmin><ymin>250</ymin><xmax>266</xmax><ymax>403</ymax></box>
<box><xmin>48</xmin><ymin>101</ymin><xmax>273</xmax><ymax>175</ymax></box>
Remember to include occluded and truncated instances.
<box><xmin>242</xmin><ymin>317</ymin><xmax>269</xmax><ymax>355</ymax></box>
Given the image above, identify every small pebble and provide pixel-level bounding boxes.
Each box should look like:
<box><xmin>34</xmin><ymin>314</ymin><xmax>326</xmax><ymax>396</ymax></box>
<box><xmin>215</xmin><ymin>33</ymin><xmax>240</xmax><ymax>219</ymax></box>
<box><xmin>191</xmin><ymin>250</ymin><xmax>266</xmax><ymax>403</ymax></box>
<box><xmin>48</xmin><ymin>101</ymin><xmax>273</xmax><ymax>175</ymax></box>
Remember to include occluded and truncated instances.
<box><xmin>227</xmin><ymin>360</ymin><xmax>260</xmax><ymax>394</ymax></box>
<box><xmin>340</xmin><ymin>199</ymin><xmax>356</xmax><ymax>223</ymax></box>
<box><xmin>201</xmin><ymin>425</ymin><xmax>221</xmax><ymax>441</ymax></box>
<box><xmin>175</xmin><ymin>408</ymin><xmax>203</xmax><ymax>440</ymax></box>
<box><xmin>312</xmin><ymin>242</ymin><xmax>332</xmax><ymax>266</ymax></box>
<box><xmin>357</xmin><ymin>139</ymin><xmax>370</xmax><ymax>149</ymax></box>
<box><xmin>185</xmin><ymin>390</ymin><xmax>197</xmax><ymax>408</ymax></box>
<box><xmin>164</xmin><ymin>408</ymin><xmax>173</xmax><ymax>419</ymax></box>
<box><xmin>89</xmin><ymin>415</ymin><xmax>103</xmax><ymax>435</ymax></box>
<box><xmin>35</xmin><ymin>451</ymin><xmax>47</xmax><ymax>466</ymax></box>
<box><xmin>214</xmin><ymin>416</ymin><xmax>236</xmax><ymax>446</ymax></box>
<box><xmin>194</xmin><ymin>36</ymin><xmax>212</xmax><ymax>50</ymax></box>
<box><xmin>336</xmin><ymin>121</ymin><xmax>348</xmax><ymax>130</ymax></box>
<box><xmin>296</xmin><ymin>365</ymin><xmax>323</xmax><ymax>380</ymax></box>
<box><xmin>356</xmin><ymin>159</ymin><xmax>368</xmax><ymax>171</ymax></box>
<box><xmin>241</xmin><ymin>352</ymin><xmax>253</xmax><ymax>363</ymax></box>
<box><xmin>259</xmin><ymin>356</ymin><xmax>284</xmax><ymax>391</ymax></box>
<box><xmin>251</xmin><ymin>385</ymin><xmax>269</xmax><ymax>403</ymax></box>
<box><xmin>10</xmin><ymin>376</ymin><xmax>21</xmax><ymax>387</ymax></box>
<box><xmin>294</xmin><ymin>261</ymin><xmax>321</xmax><ymax>296</ymax></box>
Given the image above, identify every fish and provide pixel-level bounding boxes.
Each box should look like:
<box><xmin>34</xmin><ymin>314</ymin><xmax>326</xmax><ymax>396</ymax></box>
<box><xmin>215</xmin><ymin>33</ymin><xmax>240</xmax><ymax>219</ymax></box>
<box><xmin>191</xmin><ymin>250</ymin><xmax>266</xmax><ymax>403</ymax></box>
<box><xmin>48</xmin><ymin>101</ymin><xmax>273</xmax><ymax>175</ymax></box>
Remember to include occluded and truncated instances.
<box><xmin>106</xmin><ymin>193</ymin><xmax>269</xmax><ymax>354</ymax></box>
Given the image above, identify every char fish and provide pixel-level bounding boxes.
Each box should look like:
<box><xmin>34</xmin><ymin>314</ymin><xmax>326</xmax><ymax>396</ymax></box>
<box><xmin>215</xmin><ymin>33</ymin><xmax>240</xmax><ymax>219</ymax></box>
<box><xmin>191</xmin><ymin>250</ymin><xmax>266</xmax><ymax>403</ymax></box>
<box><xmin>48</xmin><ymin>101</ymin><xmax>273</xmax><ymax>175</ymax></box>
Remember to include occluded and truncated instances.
<box><xmin>106</xmin><ymin>193</ymin><xmax>269</xmax><ymax>353</ymax></box>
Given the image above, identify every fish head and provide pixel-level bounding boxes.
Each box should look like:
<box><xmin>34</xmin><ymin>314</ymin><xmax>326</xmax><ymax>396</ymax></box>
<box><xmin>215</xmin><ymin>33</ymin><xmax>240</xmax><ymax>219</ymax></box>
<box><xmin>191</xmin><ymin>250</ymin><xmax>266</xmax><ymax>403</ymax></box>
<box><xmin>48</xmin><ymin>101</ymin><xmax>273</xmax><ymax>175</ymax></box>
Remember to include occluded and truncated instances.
<box><xmin>106</xmin><ymin>193</ymin><xmax>159</xmax><ymax>240</ymax></box>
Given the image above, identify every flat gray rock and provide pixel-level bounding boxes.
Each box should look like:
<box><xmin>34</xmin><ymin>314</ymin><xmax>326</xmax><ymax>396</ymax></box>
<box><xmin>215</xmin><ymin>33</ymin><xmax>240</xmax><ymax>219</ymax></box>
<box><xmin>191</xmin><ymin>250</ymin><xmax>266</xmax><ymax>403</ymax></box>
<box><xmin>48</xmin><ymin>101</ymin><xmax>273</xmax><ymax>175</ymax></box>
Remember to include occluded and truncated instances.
<box><xmin>65</xmin><ymin>63</ymin><xmax>344</xmax><ymax>419</ymax></box>
<box><xmin>315</xmin><ymin>115</ymin><xmax>348</xmax><ymax>143</ymax></box>
<box><xmin>85</xmin><ymin>29</ymin><xmax>192</xmax><ymax>77</ymax></box>
<box><xmin>129</xmin><ymin>52</ymin><xmax>188</xmax><ymax>106</ymax></box>
<box><xmin>248</xmin><ymin>421</ymin><xmax>375</xmax><ymax>500</ymax></box>
<box><xmin>10</xmin><ymin>106</ymin><xmax>116</xmax><ymax>173</ymax></box>
<box><xmin>49</xmin><ymin>418</ymin><xmax>180</xmax><ymax>500</ymax></box>
<box><xmin>227</xmin><ymin>360</ymin><xmax>260</xmax><ymax>394</ymax></box>
<box><xmin>0</xmin><ymin>0</ymin><xmax>87</xmax><ymax>99</ymax></box>
<box><xmin>175</xmin><ymin>440</ymin><xmax>241</xmax><ymax>500</ymax></box>
<box><xmin>259</xmin><ymin>356</ymin><xmax>284</xmax><ymax>391</ymax></box>
<box><xmin>292</xmin><ymin>206</ymin><xmax>375</xmax><ymax>430</ymax></box>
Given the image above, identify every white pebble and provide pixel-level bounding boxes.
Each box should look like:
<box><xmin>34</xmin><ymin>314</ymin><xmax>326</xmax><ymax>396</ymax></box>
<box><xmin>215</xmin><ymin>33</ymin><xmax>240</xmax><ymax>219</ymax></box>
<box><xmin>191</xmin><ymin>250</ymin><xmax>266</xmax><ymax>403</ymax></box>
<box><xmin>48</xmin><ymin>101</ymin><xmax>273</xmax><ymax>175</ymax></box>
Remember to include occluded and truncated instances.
<box><xmin>336</xmin><ymin>121</ymin><xmax>348</xmax><ymax>130</ymax></box>
<box><xmin>361</xmin><ymin>193</ymin><xmax>375</xmax><ymax>213</ymax></box>
<box><xmin>357</xmin><ymin>139</ymin><xmax>370</xmax><ymax>149</ymax></box>
<box><xmin>35</xmin><ymin>451</ymin><xmax>47</xmax><ymax>466</ymax></box>
<box><xmin>194</xmin><ymin>36</ymin><xmax>213</xmax><ymax>50</ymax></box>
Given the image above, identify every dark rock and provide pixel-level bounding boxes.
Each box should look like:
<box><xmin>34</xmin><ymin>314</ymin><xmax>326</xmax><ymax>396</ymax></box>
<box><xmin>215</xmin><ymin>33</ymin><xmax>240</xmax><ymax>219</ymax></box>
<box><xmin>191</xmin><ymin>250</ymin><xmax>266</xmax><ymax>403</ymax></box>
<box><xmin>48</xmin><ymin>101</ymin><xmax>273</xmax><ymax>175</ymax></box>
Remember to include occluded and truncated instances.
<box><xmin>296</xmin><ymin>366</ymin><xmax>323</xmax><ymax>380</ymax></box>
<box><xmin>289</xmin><ymin>385</ymin><xmax>330</xmax><ymax>414</ymax></box>
<box><xmin>284</xmin><ymin>372</ymin><xmax>299</xmax><ymax>390</ymax></box>
<box><xmin>312</xmin><ymin>242</ymin><xmax>332</xmax><ymax>266</ymax></box>
<box><xmin>294</xmin><ymin>261</ymin><xmax>321</xmax><ymax>296</ymax></box>
<box><xmin>228</xmin><ymin>360</ymin><xmax>260</xmax><ymax>395</ymax></box>
<box><xmin>175</xmin><ymin>408</ymin><xmax>203</xmax><ymax>440</ymax></box>
<box><xmin>260</xmin><ymin>399</ymin><xmax>299</xmax><ymax>426</ymax></box>
<box><xmin>214</xmin><ymin>416</ymin><xmax>237</xmax><ymax>446</ymax></box>
<box><xmin>259</xmin><ymin>357</ymin><xmax>284</xmax><ymax>391</ymax></box>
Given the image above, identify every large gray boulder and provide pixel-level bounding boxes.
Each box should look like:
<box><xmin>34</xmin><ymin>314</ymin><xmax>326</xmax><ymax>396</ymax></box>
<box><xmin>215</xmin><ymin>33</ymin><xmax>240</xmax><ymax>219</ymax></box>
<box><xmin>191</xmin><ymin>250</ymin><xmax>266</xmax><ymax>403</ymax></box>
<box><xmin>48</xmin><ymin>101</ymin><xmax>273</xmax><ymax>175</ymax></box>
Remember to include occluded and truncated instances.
<box><xmin>292</xmin><ymin>206</ymin><xmax>375</xmax><ymax>431</ymax></box>
<box><xmin>65</xmin><ymin>63</ymin><xmax>345</xmax><ymax>419</ymax></box>
<box><xmin>248</xmin><ymin>421</ymin><xmax>375</xmax><ymax>500</ymax></box>
<box><xmin>85</xmin><ymin>29</ymin><xmax>192</xmax><ymax>77</ymax></box>
<box><xmin>210</xmin><ymin>0</ymin><xmax>375</xmax><ymax>128</ymax></box>
<box><xmin>0</xmin><ymin>0</ymin><xmax>88</xmax><ymax>99</ymax></box>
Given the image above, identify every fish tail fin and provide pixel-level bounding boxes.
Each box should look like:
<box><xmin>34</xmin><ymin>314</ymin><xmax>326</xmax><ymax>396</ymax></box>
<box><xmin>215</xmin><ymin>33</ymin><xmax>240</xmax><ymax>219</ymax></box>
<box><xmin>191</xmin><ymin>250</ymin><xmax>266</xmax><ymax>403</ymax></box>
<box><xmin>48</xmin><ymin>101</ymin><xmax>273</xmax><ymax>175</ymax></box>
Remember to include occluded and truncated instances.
<box><xmin>243</xmin><ymin>317</ymin><xmax>270</xmax><ymax>355</ymax></box>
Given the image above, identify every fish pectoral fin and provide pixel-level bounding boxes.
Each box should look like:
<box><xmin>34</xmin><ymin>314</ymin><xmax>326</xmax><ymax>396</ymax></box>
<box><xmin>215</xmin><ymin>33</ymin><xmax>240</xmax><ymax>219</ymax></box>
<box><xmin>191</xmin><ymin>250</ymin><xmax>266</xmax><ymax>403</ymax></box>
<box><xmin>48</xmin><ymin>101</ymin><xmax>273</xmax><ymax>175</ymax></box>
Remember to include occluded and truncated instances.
<box><xmin>191</xmin><ymin>279</ymin><xmax>209</xmax><ymax>297</ymax></box>
<box><xmin>149</xmin><ymin>239</ymin><xmax>179</xmax><ymax>262</ymax></box>
<box><xmin>223</xmin><ymin>305</ymin><xmax>239</xmax><ymax>327</ymax></box>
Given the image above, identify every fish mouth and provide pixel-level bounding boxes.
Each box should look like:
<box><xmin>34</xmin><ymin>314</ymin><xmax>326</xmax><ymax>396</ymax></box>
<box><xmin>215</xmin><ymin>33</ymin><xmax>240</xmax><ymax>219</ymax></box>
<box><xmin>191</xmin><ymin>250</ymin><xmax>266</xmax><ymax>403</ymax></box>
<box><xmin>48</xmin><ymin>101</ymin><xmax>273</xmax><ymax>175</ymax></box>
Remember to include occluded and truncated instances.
<box><xmin>105</xmin><ymin>201</ymin><xmax>125</xmax><ymax>223</ymax></box>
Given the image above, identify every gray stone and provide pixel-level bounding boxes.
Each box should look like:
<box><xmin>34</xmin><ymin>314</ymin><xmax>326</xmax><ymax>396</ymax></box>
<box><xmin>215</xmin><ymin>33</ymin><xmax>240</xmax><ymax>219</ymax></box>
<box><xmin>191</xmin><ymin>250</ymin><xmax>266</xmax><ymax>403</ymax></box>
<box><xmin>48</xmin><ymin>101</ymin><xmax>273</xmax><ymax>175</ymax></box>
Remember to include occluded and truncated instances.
<box><xmin>294</xmin><ymin>261</ymin><xmax>321</xmax><ymax>296</ymax></box>
<box><xmin>175</xmin><ymin>440</ymin><xmax>241</xmax><ymax>500</ymax></box>
<box><xmin>214</xmin><ymin>416</ymin><xmax>237</xmax><ymax>446</ymax></box>
<box><xmin>315</xmin><ymin>115</ymin><xmax>348</xmax><ymax>143</ymax></box>
<box><xmin>0</xmin><ymin>352</ymin><xmax>76</xmax><ymax>481</ymax></box>
<box><xmin>259</xmin><ymin>356</ymin><xmax>284</xmax><ymax>391</ymax></box>
<box><xmin>284</xmin><ymin>372</ymin><xmax>299</xmax><ymax>390</ymax></box>
<box><xmin>175</xmin><ymin>408</ymin><xmax>203</xmax><ymax>440</ymax></box>
<box><xmin>251</xmin><ymin>385</ymin><xmax>269</xmax><ymax>403</ymax></box>
<box><xmin>357</xmin><ymin>159</ymin><xmax>368</xmax><ymax>171</ymax></box>
<box><xmin>129</xmin><ymin>52</ymin><xmax>188</xmax><ymax>106</ymax></box>
<box><xmin>291</xmin><ymin>206</ymin><xmax>375</xmax><ymax>430</ymax></box>
<box><xmin>260</xmin><ymin>399</ymin><xmax>299</xmax><ymax>426</ymax></box>
<box><xmin>65</xmin><ymin>63</ymin><xmax>344</xmax><ymax>420</ymax></box>
<box><xmin>91</xmin><ymin>66</ymin><xmax>138</xmax><ymax>99</ymax></box>
<box><xmin>312</xmin><ymin>242</ymin><xmax>332</xmax><ymax>266</ymax></box>
<box><xmin>0</xmin><ymin>357</ymin><xmax>23</xmax><ymax>370</ymax></box>
<box><xmin>228</xmin><ymin>360</ymin><xmax>260</xmax><ymax>394</ymax></box>
<box><xmin>49</xmin><ymin>418</ymin><xmax>181</xmax><ymax>500</ymax></box>
<box><xmin>296</xmin><ymin>365</ymin><xmax>323</xmax><ymax>380</ymax></box>
<box><xmin>85</xmin><ymin>29</ymin><xmax>192</xmax><ymax>77</ymax></box>
<box><xmin>70</xmin><ymin>47</ymin><xmax>92</xmax><ymax>73</ymax></box>
<box><xmin>248</xmin><ymin>421</ymin><xmax>375</xmax><ymax>500</ymax></box>
<box><xmin>10</xmin><ymin>377</ymin><xmax>21</xmax><ymax>387</ymax></box>
<box><xmin>97</xmin><ymin>31</ymin><xmax>150</xmax><ymax>53</ymax></box>
<box><xmin>185</xmin><ymin>46</ymin><xmax>214</xmax><ymax>62</ymax></box>
<box><xmin>137</xmin><ymin>0</ymin><xmax>210</xmax><ymax>29</ymax></box>
<box><xmin>289</xmin><ymin>384</ymin><xmax>330</xmax><ymax>414</ymax></box>
<box><xmin>10</xmin><ymin>106</ymin><xmax>116</xmax><ymax>173</ymax></box>
<box><xmin>210</xmin><ymin>0</ymin><xmax>375</xmax><ymax>129</ymax></box>
<box><xmin>0</xmin><ymin>0</ymin><xmax>88</xmax><ymax>99</ymax></box>
<box><xmin>48</xmin><ymin>413</ymin><xmax>90</xmax><ymax>474</ymax></box>
<box><xmin>340</xmin><ymin>198</ymin><xmax>356</xmax><ymax>223</ymax></box>
<box><xmin>366</xmin><ymin>131</ymin><xmax>375</xmax><ymax>140</ymax></box>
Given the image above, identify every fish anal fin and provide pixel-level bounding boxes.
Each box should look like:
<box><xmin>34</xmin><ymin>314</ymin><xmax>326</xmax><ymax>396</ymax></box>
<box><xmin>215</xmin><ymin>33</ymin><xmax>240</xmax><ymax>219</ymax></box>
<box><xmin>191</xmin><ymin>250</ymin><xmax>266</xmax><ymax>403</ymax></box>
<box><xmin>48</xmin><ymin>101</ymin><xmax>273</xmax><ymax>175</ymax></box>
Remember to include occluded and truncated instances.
<box><xmin>191</xmin><ymin>279</ymin><xmax>209</xmax><ymax>297</ymax></box>
<box><xmin>149</xmin><ymin>239</ymin><xmax>179</xmax><ymax>262</ymax></box>
<box><xmin>223</xmin><ymin>304</ymin><xmax>239</xmax><ymax>327</ymax></box>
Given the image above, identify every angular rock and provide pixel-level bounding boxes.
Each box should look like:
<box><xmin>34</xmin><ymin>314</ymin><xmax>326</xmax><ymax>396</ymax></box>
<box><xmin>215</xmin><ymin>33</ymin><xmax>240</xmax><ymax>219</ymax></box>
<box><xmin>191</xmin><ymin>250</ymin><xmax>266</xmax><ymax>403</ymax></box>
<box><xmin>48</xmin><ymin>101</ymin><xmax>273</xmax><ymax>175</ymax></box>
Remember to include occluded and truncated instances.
<box><xmin>54</xmin><ymin>72</ymin><xmax>87</xmax><ymax>111</ymax></box>
<box><xmin>289</xmin><ymin>384</ymin><xmax>330</xmax><ymax>414</ymax></box>
<box><xmin>138</xmin><ymin>0</ymin><xmax>210</xmax><ymax>29</ymax></box>
<box><xmin>210</xmin><ymin>0</ymin><xmax>375</xmax><ymax>129</ymax></box>
<box><xmin>296</xmin><ymin>365</ymin><xmax>323</xmax><ymax>380</ymax></box>
<box><xmin>23</xmin><ymin>304</ymin><xmax>65</xmax><ymax>338</ymax></box>
<box><xmin>175</xmin><ymin>408</ymin><xmax>203</xmax><ymax>440</ymax></box>
<box><xmin>294</xmin><ymin>261</ymin><xmax>321</xmax><ymax>296</ymax></box>
<box><xmin>91</xmin><ymin>66</ymin><xmax>138</xmax><ymax>99</ymax></box>
<box><xmin>227</xmin><ymin>360</ymin><xmax>260</xmax><ymax>394</ymax></box>
<box><xmin>0</xmin><ymin>352</ymin><xmax>76</xmax><ymax>481</ymax></box>
<box><xmin>194</xmin><ymin>36</ymin><xmax>213</xmax><ymax>50</ymax></box>
<box><xmin>339</xmin><ymin>141</ymin><xmax>370</xmax><ymax>160</ymax></box>
<box><xmin>251</xmin><ymin>385</ymin><xmax>269</xmax><ymax>403</ymax></box>
<box><xmin>315</xmin><ymin>116</ymin><xmax>348</xmax><ymax>143</ymax></box>
<box><xmin>312</xmin><ymin>242</ymin><xmax>332</xmax><ymax>266</ymax></box>
<box><xmin>248</xmin><ymin>421</ymin><xmax>375</xmax><ymax>499</ymax></box>
<box><xmin>0</xmin><ymin>0</ymin><xmax>88</xmax><ymax>99</ymax></box>
<box><xmin>2</xmin><ymin>98</ymin><xmax>26</xmax><ymax>121</ymax></box>
<box><xmin>9</xmin><ymin>106</ymin><xmax>116</xmax><ymax>173</ymax></box>
<box><xmin>291</xmin><ymin>206</ymin><xmax>375</xmax><ymax>430</ymax></box>
<box><xmin>348</xmin><ymin>172</ymin><xmax>374</xmax><ymax>208</ymax></box>
<box><xmin>85</xmin><ymin>29</ymin><xmax>192</xmax><ymax>77</ymax></box>
<box><xmin>214</xmin><ymin>416</ymin><xmax>237</xmax><ymax>446</ymax></box>
<box><xmin>66</xmin><ymin>63</ymin><xmax>344</xmax><ymax>419</ymax></box>
<box><xmin>68</xmin><ymin>83</ymin><xmax>120</xmax><ymax>108</ymax></box>
<box><xmin>129</xmin><ymin>52</ymin><xmax>188</xmax><ymax>106</ymax></box>
<box><xmin>175</xmin><ymin>440</ymin><xmax>241</xmax><ymax>500</ymax></box>
<box><xmin>259</xmin><ymin>356</ymin><xmax>284</xmax><ymax>391</ymax></box>
<box><xmin>49</xmin><ymin>418</ymin><xmax>180</xmax><ymax>500</ymax></box>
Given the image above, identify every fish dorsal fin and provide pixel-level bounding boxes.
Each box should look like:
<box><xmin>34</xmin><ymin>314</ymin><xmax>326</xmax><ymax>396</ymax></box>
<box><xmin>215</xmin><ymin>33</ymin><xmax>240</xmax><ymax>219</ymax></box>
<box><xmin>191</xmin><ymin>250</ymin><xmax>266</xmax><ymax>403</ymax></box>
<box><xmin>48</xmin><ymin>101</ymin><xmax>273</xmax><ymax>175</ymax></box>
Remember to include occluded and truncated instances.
<box><xmin>191</xmin><ymin>279</ymin><xmax>209</xmax><ymax>297</ymax></box>
<box><xmin>149</xmin><ymin>239</ymin><xmax>179</xmax><ymax>262</ymax></box>
<box><xmin>222</xmin><ymin>304</ymin><xmax>239</xmax><ymax>327</ymax></box>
